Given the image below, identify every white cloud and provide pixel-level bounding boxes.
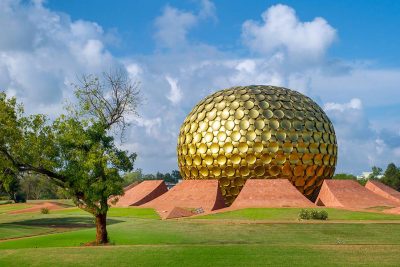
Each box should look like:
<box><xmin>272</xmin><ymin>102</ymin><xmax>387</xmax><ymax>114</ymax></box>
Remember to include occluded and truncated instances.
<box><xmin>242</xmin><ymin>4</ymin><xmax>336</xmax><ymax>63</ymax></box>
<box><xmin>0</xmin><ymin>0</ymin><xmax>120</xmax><ymax>115</ymax></box>
<box><xmin>199</xmin><ymin>0</ymin><xmax>217</xmax><ymax>21</ymax></box>
<box><xmin>154</xmin><ymin>0</ymin><xmax>217</xmax><ymax>49</ymax></box>
<box><xmin>324</xmin><ymin>98</ymin><xmax>362</xmax><ymax>112</ymax></box>
<box><xmin>154</xmin><ymin>6</ymin><xmax>197</xmax><ymax>49</ymax></box>
<box><xmin>165</xmin><ymin>75</ymin><xmax>183</xmax><ymax>105</ymax></box>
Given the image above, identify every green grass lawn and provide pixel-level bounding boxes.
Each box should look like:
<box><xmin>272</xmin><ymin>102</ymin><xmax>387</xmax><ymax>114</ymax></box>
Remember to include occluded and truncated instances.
<box><xmin>0</xmin><ymin>206</ymin><xmax>400</xmax><ymax>266</ymax></box>
<box><xmin>196</xmin><ymin>207</ymin><xmax>400</xmax><ymax>221</ymax></box>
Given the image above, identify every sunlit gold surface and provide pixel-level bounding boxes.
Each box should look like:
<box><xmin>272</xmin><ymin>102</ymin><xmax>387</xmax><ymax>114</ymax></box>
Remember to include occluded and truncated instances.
<box><xmin>177</xmin><ymin>85</ymin><xmax>337</xmax><ymax>205</ymax></box>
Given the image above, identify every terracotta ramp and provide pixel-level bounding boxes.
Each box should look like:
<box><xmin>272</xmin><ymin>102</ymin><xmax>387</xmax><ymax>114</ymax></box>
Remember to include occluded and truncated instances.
<box><xmin>231</xmin><ymin>179</ymin><xmax>315</xmax><ymax>209</ymax></box>
<box><xmin>115</xmin><ymin>180</ymin><xmax>168</xmax><ymax>207</ymax></box>
<box><xmin>143</xmin><ymin>180</ymin><xmax>226</xmax><ymax>219</ymax></box>
<box><xmin>365</xmin><ymin>180</ymin><xmax>400</xmax><ymax>204</ymax></box>
<box><xmin>315</xmin><ymin>180</ymin><xmax>398</xmax><ymax>210</ymax></box>
<box><xmin>9</xmin><ymin>202</ymin><xmax>67</xmax><ymax>214</ymax></box>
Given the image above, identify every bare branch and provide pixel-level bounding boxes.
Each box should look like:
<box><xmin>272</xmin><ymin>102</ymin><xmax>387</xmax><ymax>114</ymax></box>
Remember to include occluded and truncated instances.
<box><xmin>74</xmin><ymin>68</ymin><xmax>141</xmax><ymax>134</ymax></box>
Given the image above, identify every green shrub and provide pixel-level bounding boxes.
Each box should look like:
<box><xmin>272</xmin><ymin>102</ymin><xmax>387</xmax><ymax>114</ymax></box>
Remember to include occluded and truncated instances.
<box><xmin>316</xmin><ymin>210</ymin><xmax>328</xmax><ymax>220</ymax></box>
<box><xmin>298</xmin><ymin>209</ymin><xmax>328</xmax><ymax>220</ymax></box>
<box><xmin>41</xmin><ymin>208</ymin><xmax>49</xmax><ymax>214</ymax></box>
<box><xmin>299</xmin><ymin>209</ymin><xmax>311</xmax><ymax>220</ymax></box>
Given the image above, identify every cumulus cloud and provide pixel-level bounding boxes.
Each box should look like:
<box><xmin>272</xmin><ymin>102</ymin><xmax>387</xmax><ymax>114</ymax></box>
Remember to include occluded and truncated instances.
<box><xmin>154</xmin><ymin>0</ymin><xmax>216</xmax><ymax>49</ymax></box>
<box><xmin>323</xmin><ymin>98</ymin><xmax>400</xmax><ymax>174</ymax></box>
<box><xmin>165</xmin><ymin>75</ymin><xmax>183</xmax><ymax>105</ymax></box>
<box><xmin>242</xmin><ymin>4</ymin><xmax>336</xmax><ymax>63</ymax></box>
<box><xmin>324</xmin><ymin>98</ymin><xmax>362</xmax><ymax>112</ymax></box>
<box><xmin>0</xmin><ymin>0</ymin><xmax>120</xmax><ymax>115</ymax></box>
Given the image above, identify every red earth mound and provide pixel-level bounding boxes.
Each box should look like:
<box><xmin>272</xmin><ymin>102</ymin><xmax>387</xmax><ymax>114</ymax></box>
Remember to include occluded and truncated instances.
<box><xmin>365</xmin><ymin>180</ymin><xmax>400</xmax><ymax>204</ymax></box>
<box><xmin>142</xmin><ymin>180</ymin><xmax>226</xmax><ymax>219</ymax></box>
<box><xmin>114</xmin><ymin>180</ymin><xmax>168</xmax><ymax>207</ymax></box>
<box><xmin>9</xmin><ymin>202</ymin><xmax>67</xmax><ymax>214</ymax></box>
<box><xmin>230</xmin><ymin>179</ymin><xmax>315</xmax><ymax>208</ymax></box>
<box><xmin>315</xmin><ymin>180</ymin><xmax>398</xmax><ymax>210</ymax></box>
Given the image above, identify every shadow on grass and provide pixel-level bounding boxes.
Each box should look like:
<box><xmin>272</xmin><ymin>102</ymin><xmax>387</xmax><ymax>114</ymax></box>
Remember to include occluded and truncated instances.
<box><xmin>2</xmin><ymin>217</ymin><xmax>123</xmax><ymax>228</ymax></box>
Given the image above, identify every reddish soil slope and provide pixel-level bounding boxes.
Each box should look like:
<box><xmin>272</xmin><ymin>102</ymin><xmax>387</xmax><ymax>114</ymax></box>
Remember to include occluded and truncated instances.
<box><xmin>231</xmin><ymin>179</ymin><xmax>315</xmax><ymax>208</ymax></box>
<box><xmin>9</xmin><ymin>202</ymin><xmax>66</xmax><ymax>214</ymax></box>
<box><xmin>143</xmin><ymin>180</ymin><xmax>226</xmax><ymax>219</ymax></box>
<box><xmin>115</xmin><ymin>180</ymin><xmax>168</xmax><ymax>207</ymax></box>
<box><xmin>315</xmin><ymin>180</ymin><xmax>398</xmax><ymax>209</ymax></box>
<box><xmin>365</xmin><ymin>180</ymin><xmax>400</xmax><ymax>204</ymax></box>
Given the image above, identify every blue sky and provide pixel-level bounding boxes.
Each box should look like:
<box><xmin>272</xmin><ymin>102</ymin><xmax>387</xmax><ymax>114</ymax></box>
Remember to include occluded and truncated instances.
<box><xmin>1</xmin><ymin>0</ymin><xmax>400</xmax><ymax>175</ymax></box>
<box><xmin>47</xmin><ymin>0</ymin><xmax>400</xmax><ymax>66</ymax></box>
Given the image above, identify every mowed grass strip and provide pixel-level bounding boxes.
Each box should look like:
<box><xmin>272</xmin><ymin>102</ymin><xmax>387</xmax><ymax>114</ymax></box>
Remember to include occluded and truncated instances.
<box><xmin>0</xmin><ymin>224</ymin><xmax>58</xmax><ymax>240</ymax></box>
<box><xmin>2</xmin><ymin>215</ymin><xmax>400</xmax><ymax>249</ymax></box>
<box><xmin>196</xmin><ymin>208</ymin><xmax>400</xmax><ymax>221</ymax></box>
<box><xmin>0</xmin><ymin>244</ymin><xmax>400</xmax><ymax>267</ymax></box>
<box><xmin>52</xmin><ymin>207</ymin><xmax>160</xmax><ymax>219</ymax></box>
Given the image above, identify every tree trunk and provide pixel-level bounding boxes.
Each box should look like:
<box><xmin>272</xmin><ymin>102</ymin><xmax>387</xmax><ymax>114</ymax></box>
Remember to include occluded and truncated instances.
<box><xmin>95</xmin><ymin>213</ymin><xmax>108</xmax><ymax>244</ymax></box>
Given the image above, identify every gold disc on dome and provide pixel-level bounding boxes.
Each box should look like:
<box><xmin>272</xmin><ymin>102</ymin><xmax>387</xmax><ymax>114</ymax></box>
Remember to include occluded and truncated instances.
<box><xmin>205</xmin><ymin>132</ymin><xmax>213</xmax><ymax>142</ymax></box>
<box><xmin>217</xmin><ymin>154</ymin><xmax>227</xmax><ymax>165</ymax></box>
<box><xmin>231</xmin><ymin>131</ymin><xmax>241</xmax><ymax>141</ymax></box>
<box><xmin>246</xmin><ymin>154</ymin><xmax>257</xmax><ymax>164</ymax></box>
<box><xmin>261</xmin><ymin>131</ymin><xmax>271</xmax><ymax>141</ymax></box>
<box><xmin>198</xmin><ymin>143</ymin><xmax>207</xmax><ymax>154</ymax></box>
<box><xmin>238</xmin><ymin>142</ymin><xmax>249</xmax><ymax>153</ymax></box>
<box><xmin>225</xmin><ymin>120</ymin><xmax>235</xmax><ymax>131</ymax></box>
<box><xmin>231</xmin><ymin>154</ymin><xmax>241</xmax><ymax>164</ymax></box>
<box><xmin>269</xmin><ymin>165</ymin><xmax>281</xmax><ymax>176</ymax></box>
<box><xmin>246</xmin><ymin>131</ymin><xmax>256</xmax><ymax>141</ymax></box>
<box><xmin>268</xmin><ymin>142</ymin><xmax>279</xmax><ymax>153</ymax></box>
<box><xmin>244</xmin><ymin>100</ymin><xmax>254</xmax><ymax>109</ymax></box>
<box><xmin>254</xmin><ymin>119</ymin><xmax>265</xmax><ymax>129</ymax></box>
<box><xmin>261</xmin><ymin>153</ymin><xmax>272</xmax><ymax>164</ymax></box>
<box><xmin>217</xmin><ymin>131</ymin><xmax>227</xmax><ymax>142</ymax></box>
<box><xmin>259</xmin><ymin>101</ymin><xmax>269</xmax><ymax>109</ymax></box>
<box><xmin>223</xmin><ymin>142</ymin><xmax>234</xmax><ymax>153</ymax></box>
<box><xmin>249</xmin><ymin>109</ymin><xmax>259</xmax><ymax>119</ymax></box>
<box><xmin>239</xmin><ymin>166</ymin><xmax>250</xmax><ymax>176</ymax></box>
<box><xmin>225</xmin><ymin>166</ymin><xmax>235</xmax><ymax>177</ymax></box>
<box><xmin>239</xmin><ymin>120</ymin><xmax>250</xmax><ymax>130</ymax></box>
<box><xmin>253</xmin><ymin>142</ymin><xmax>263</xmax><ymax>153</ymax></box>
<box><xmin>234</xmin><ymin>109</ymin><xmax>245</xmax><ymax>120</ymax></box>
<box><xmin>254</xmin><ymin>165</ymin><xmax>265</xmax><ymax>176</ymax></box>
<box><xmin>210</xmin><ymin>143</ymin><xmax>220</xmax><ymax>154</ymax></box>
<box><xmin>269</xmin><ymin>119</ymin><xmax>279</xmax><ymax>130</ymax></box>
<box><xmin>204</xmin><ymin>155</ymin><xmax>214</xmax><ymax>165</ymax></box>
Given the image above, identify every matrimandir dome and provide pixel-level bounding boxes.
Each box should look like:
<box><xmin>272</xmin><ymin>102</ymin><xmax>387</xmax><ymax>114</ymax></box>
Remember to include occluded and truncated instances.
<box><xmin>177</xmin><ymin>85</ymin><xmax>337</xmax><ymax>205</ymax></box>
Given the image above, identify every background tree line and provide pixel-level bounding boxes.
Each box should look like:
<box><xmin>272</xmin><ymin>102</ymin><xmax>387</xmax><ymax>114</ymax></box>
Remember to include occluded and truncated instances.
<box><xmin>333</xmin><ymin>162</ymin><xmax>400</xmax><ymax>190</ymax></box>
<box><xmin>0</xmin><ymin>169</ymin><xmax>182</xmax><ymax>201</ymax></box>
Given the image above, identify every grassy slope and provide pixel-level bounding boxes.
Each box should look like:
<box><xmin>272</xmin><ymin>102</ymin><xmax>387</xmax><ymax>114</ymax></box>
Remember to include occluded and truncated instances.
<box><xmin>197</xmin><ymin>208</ymin><xmax>400</xmax><ymax>221</ymax></box>
<box><xmin>1</xmin><ymin>207</ymin><xmax>400</xmax><ymax>266</ymax></box>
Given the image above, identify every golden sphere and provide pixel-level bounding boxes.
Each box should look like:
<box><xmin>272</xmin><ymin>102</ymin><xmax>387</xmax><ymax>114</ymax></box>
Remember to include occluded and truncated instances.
<box><xmin>177</xmin><ymin>85</ymin><xmax>337</xmax><ymax>205</ymax></box>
